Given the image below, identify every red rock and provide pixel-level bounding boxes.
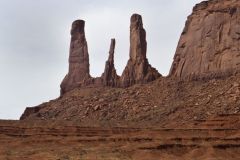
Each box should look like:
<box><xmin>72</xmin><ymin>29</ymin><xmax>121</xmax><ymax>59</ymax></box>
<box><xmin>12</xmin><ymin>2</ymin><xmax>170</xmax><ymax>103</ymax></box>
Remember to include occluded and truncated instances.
<box><xmin>59</xmin><ymin>14</ymin><xmax>161</xmax><ymax>95</ymax></box>
<box><xmin>121</xmin><ymin>14</ymin><xmax>161</xmax><ymax>87</ymax></box>
<box><xmin>101</xmin><ymin>39</ymin><xmax>119</xmax><ymax>86</ymax></box>
<box><xmin>20</xmin><ymin>106</ymin><xmax>42</xmax><ymax>120</ymax></box>
<box><xmin>60</xmin><ymin>20</ymin><xmax>90</xmax><ymax>95</ymax></box>
<box><xmin>169</xmin><ymin>0</ymin><xmax>240</xmax><ymax>80</ymax></box>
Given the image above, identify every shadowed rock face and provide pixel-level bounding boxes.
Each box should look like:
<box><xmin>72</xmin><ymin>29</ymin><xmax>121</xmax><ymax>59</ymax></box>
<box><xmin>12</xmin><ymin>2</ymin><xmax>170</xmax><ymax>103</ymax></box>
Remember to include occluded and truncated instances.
<box><xmin>121</xmin><ymin>14</ymin><xmax>161</xmax><ymax>87</ymax></box>
<box><xmin>101</xmin><ymin>39</ymin><xmax>119</xmax><ymax>87</ymax></box>
<box><xmin>169</xmin><ymin>0</ymin><xmax>240</xmax><ymax>80</ymax></box>
<box><xmin>60</xmin><ymin>20</ymin><xmax>90</xmax><ymax>95</ymax></box>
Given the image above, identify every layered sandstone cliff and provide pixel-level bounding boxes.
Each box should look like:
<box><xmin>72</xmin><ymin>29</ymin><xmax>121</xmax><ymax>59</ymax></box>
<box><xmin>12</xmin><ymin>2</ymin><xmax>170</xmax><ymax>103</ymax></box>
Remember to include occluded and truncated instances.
<box><xmin>169</xmin><ymin>0</ymin><xmax>240</xmax><ymax>80</ymax></box>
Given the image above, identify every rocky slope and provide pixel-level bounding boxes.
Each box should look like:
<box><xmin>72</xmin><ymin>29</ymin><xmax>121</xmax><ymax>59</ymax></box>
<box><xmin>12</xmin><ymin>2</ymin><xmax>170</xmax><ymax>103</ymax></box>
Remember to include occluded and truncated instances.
<box><xmin>21</xmin><ymin>74</ymin><xmax>240</xmax><ymax>127</ymax></box>
<box><xmin>170</xmin><ymin>0</ymin><xmax>240</xmax><ymax>80</ymax></box>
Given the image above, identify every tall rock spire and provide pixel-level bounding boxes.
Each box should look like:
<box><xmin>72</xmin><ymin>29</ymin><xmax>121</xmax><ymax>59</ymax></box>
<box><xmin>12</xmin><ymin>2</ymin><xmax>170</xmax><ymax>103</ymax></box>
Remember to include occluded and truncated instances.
<box><xmin>121</xmin><ymin>14</ymin><xmax>161</xmax><ymax>87</ymax></box>
<box><xmin>101</xmin><ymin>39</ymin><xmax>119</xmax><ymax>86</ymax></box>
<box><xmin>60</xmin><ymin>20</ymin><xmax>90</xmax><ymax>95</ymax></box>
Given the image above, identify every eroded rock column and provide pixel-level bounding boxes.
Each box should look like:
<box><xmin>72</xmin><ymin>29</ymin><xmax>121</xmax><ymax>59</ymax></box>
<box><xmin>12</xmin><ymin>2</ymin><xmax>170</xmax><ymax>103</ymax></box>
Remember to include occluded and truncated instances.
<box><xmin>101</xmin><ymin>39</ymin><xmax>119</xmax><ymax>86</ymax></box>
<box><xmin>60</xmin><ymin>20</ymin><xmax>90</xmax><ymax>95</ymax></box>
<box><xmin>121</xmin><ymin>14</ymin><xmax>161</xmax><ymax>87</ymax></box>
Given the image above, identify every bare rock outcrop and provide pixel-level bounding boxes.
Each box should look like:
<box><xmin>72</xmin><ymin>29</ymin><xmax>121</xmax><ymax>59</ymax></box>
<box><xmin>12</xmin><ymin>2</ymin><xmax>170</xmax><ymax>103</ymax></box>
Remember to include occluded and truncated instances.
<box><xmin>60</xmin><ymin>20</ymin><xmax>90</xmax><ymax>95</ymax></box>
<box><xmin>101</xmin><ymin>39</ymin><xmax>119</xmax><ymax>86</ymax></box>
<box><xmin>59</xmin><ymin>14</ymin><xmax>160</xmax><ymax>95</ymax></box>
<box><xmin>121</xmin><ymin>14</ymin><xmax>161</xmax><ymax>87</ymax></box>
<box><xmin>169</xmin><ymin>0</ymin><xmax>240</xmax><ymax>80</ymax></box>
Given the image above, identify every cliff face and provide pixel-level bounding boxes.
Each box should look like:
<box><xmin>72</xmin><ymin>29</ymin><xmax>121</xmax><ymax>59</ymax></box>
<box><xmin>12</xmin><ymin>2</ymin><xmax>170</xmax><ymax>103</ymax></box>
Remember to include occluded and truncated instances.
<box><xmin>169</xmin><ymin>0</ymin><xmax>240</xmax><ymax>80</ymax></box>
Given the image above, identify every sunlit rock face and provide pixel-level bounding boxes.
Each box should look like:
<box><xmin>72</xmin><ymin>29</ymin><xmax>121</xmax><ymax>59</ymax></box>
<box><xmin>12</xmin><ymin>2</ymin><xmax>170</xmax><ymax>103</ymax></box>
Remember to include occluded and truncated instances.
<box><xmin>170</xmin><ymin>0</ymin><xmax>240</xmax><ymax>80</ymax></box>
<box><xmin>60</xmin><ymin>20</ymin><xmax>90</xmax><ymax>95</ymax></box>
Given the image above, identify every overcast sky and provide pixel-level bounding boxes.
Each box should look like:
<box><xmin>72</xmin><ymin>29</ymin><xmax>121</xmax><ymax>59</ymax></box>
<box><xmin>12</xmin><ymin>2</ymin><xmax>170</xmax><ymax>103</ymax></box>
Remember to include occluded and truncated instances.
<box><xmin>0</xmin><ymin>0</ymin><xmax>202</xmax><ymax>119</ymax></box>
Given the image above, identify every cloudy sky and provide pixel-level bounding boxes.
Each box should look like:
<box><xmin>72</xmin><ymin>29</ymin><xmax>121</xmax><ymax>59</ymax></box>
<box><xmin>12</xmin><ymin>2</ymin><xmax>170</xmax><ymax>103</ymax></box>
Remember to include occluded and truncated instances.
<box><xmin>0</xmin><ymin>0</ymin><xmax>202</xmax><ymax>119</ymax></box>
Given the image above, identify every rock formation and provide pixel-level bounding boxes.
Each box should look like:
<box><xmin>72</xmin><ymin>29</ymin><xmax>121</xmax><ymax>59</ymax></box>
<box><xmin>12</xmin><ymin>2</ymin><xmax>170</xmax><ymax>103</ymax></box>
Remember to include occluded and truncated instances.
<box><xmin>101</xmin><ymin>39</ymin><xmax>119</xmax><ymax>86</ymax></box>
<box><xmin>169</xmin><ymin>0</ymin><xmax>240</xmax><ymax>80</ymax></box>
<box><xmin>59</xmin><ymin>14</ymin><xmax>160</xmax><ymax>95</ymax></box>
<box><xmin>20</xmin><ymin>0</ymin><xmax>240</xmax><ymax>129</ymax></box>
<box><xmin>121</xmin><ymin>14</ymin><xmax>161</xmax><ymax>87</ymax></box>
<box><xmin>60</xmin><ymin>20</ymin><xmax>90</xmax><ymax>95</ymax></box>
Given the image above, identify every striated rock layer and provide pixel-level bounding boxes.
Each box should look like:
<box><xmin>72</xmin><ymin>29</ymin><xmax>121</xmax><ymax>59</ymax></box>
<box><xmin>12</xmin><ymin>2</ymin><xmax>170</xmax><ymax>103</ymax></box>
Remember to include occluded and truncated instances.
<box><xmin>2</xmin><ymin>115</ymin><xmax>240</xmax><ymax>159</ymax></box>
<box><xmin>121</xmin><ymin>14</ymin><xmax>161</xmax><ymax>87</ymax></box>
<box><xmin>169</xmin><ymin>0</ymin><xmax>240</xmax><ymax>80</ymax></box>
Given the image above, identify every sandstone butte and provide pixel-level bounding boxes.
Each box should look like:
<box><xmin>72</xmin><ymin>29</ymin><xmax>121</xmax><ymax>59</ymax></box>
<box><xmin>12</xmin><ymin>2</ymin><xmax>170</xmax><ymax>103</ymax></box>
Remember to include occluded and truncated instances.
<box><xmin>21</xmin><ymin>0</ymin><xmax>240</xmax><ymax>123</ymax></box>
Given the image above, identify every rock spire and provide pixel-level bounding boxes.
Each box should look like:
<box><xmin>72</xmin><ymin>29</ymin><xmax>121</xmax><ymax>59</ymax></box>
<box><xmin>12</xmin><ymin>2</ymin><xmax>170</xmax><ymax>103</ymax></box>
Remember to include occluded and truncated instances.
<box><xmin>101</xmin><ymin>39</ymin><xmax>119</xmax><ymax>86</ymax></box>
<box><xmin>60</xmin><ymin>20</ymin><xmax>90</xmax><ymax>95</ymax></box>
<box><xmin>60</xmin><ymin>14</ymin><xmax>161</xmax><ymax>95</ymax></box>
<box><xmin>121</xmin><ymin>14</ymin><xmax>161</xmax><ymax>87</ymax></box>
